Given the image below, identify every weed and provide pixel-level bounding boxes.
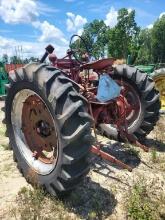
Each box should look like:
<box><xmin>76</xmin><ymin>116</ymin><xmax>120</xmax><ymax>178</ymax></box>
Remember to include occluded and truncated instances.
<box><xmin>10</xmin><ymin>187</ymin><xmax>75</xmax><ymax>220</ymax></box>
<box><xmin>124</xmin><ymin>143</ymin><xmax>140</xmax><ymax>157</ymax></box>
<box><xmin>127</xmin><ymin>147</ymin><xmax>140</xmax><ymax>157</ymax></box>
<box><xmin>11</xmin><ymin>187</ymin><xmax>45</xmax><ymax>220</ymax></box>
<box><xmin>0</xmin><ymin>143</ymin><xmax>9</xmax><ymax>150</ymax></box>
<box><xmin>88</xmin><ymin>211</ymin><xmax>97</xmax><ymax>219</ymax></box>
<box><xmin>127</xmin><ymin>181</ymin><xmax>158</xmax><ymax>220</ymax></box>
<box><xmin>0</xmin><ymin>125</ymin><xmax>5</xmax><ymax>136</ymax></box>
<box><xmin>2</xmin><ymin>163</ymin><xmax>12</xmax><ymax>172</ymax></box>
<box><xmin>151</xmin><ymin>148</ymin><xmax>158</xmax><ymax>163</ymax></box>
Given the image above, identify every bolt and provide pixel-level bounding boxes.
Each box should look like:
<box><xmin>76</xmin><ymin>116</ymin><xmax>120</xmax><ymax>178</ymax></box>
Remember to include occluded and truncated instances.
<box><xmin>36</xmin><ymin>127</ymin><xmax>40</xmax><ymax>133</ymax></box>
<box><xmin>32</xmin><ymin>151</ymin><xmax>38</xmax><ymax>159</ymax></box>
<box><xmin>50</xmin><ymin>156</ymin><xmax>55</xmax><ymax>163</ymax></box>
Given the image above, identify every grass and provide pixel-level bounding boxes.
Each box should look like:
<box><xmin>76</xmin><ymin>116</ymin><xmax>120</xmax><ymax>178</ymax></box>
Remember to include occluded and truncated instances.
<box><xmin>2</xmin><ymin>163</ymin><xmax>13</xmax><ymax>172</ymax></box>
<box><xmin>127</xmin><ymin>181</ymin><xmax>159</xmax><ymax>220</ymax></box>
<box><xmin>150</xmin><ymin>147</ymin><xmax>165</xmax><ymax>171</ymax></box>
<box><xmin>0</xmin><ymin>124</ymin><xmax>5</xmax><ymax>136</ymax></box>
<box><xmin>0</xmin><ymin>143</ymin><xmax>9</xmax><ymax>150</ymax></box>
<box><xmin>151</xmin><ymin>148</ymin><xmax>158</xmax><ymax>163</ymax></box>
<box><xmin>127</xmin><ymin>147</ymin><xmax>140</xmax><ymax>158</ymax></box>
<box><xmin>154</xmin><ymin>119</ymin><xmax>165</xmax><ymax>142</ymax></box>
<box><xmin>10</xmin><ymin>187</ymin><xmax>69</xmax><ymax>220</ymax></box>
<box><xmin>0</xmin><ymin>109</ymin><xmax>164</xmax><ymax>220</ymax></box>
<box><xmin>9</xmin><ymin>178</ymin><xmax>117</xmax><ymax>220</ymax></box>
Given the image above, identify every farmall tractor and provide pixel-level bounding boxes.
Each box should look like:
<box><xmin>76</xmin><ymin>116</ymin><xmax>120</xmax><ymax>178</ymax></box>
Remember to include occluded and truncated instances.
<box><xmin>2</xmin><ymin>35</ymin><xmax>160</xmax><ymax>197</ymax></box>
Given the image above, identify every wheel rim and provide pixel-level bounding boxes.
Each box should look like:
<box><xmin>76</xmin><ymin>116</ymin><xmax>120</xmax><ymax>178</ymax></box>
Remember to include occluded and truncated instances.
<box><xmin>100</xmin><ymin>79</ymin><xmax>141</xmax><ymax>132</ymax></box>
<box><xmin>11</xmin><ymin>89</ymin><xmax>59</xmax><ymax>175</ymax></box>
<box><xmin>153</xmin><ymin>75</ymin><xmax>165</xmax><ymax>112</ymax></box>
<box><xmin>117</xmin><ymin>80</ymin><xmax>141</xmax><ymax>127</ymax></box>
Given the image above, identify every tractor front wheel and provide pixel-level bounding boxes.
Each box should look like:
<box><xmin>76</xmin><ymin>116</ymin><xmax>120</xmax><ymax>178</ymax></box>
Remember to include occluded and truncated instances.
<box><xmin>3</xmin><ymin>63</ymin><xmax>93</xmax><ymax>197</ymax></box>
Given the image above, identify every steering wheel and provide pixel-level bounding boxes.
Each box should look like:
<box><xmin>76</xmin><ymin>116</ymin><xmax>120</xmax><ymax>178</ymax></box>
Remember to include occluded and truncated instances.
<box><xmin>69</xmin><ymin>34</ymin><xmax>90</xmax><ymax>64</ymax></box>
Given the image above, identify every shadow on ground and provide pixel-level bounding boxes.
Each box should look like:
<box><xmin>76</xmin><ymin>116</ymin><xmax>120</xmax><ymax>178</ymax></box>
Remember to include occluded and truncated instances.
<box><xmin>91</xmin><ymin>141</ymin><xmax>141</xmax><ymax>172</ymax></box>
<box><xmin>144</xmin><ymin>138</ymin><xmax>165</xmax><ymax>152</ymax></box>
<box><xmin>65</xmin><ymin>177</ymin><xmax>117</xmax><ymax>219</ymax></box>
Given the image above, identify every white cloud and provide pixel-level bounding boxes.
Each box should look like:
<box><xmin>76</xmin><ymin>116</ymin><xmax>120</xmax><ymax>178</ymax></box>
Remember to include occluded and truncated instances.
<box><xmin>77</xmin><ymin>28</ymin><xmax>83</xmax><ymax>36</ymax></box>
<box><xmin>0</xmin><ymin>0</ymin><xmax>39</xmax><ymax>24</ymax></box>
<box><xmin>0</xmin><ymin>0</ymin><xmax>59</xmax><ymax>24</ymax></box>
<box><xmin>0</xmin><ymin>35</ymin><xmax>68</xmax><ymax>59</ymax></box>
<box><xmin>104</xmin><ymin>7</ymin><xmax>118</xmax><ymax>28</ymax></box>
<box><xmin>147</xmin><ymin>24</ymin><xmax>153</xmax><ymax>29</ymax></box>
<box><xmin>0</xmin><ymin>36</ymin><xmax>15</xmax><ymax>50</ymax></box>
<box><xmin>128</xmin><ymin>8</ymin><xmax>133</xmax><ymax>14</ymax></box>
<box><xmin>159</xmin><ymin>12</ymin><xmax>165</xmax><ymax>19</ymax></box>
<box><xmin>66</xmin><ymin>12</ymin><xmax>87</xmax><ymax>33</ymax></box>
<box><xmin>0</xmin><ymin>0</ymin><xmax>70</xmax><ymax>60</ymax></box>
<box><xmin>32</xmin><ymin>21</ymin><xmax>68</xmax><ymax>45</ymax></box>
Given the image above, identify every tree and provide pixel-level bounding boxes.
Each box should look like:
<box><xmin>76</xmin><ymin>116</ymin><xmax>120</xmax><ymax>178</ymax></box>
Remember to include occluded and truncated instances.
<box><xmin>82</xmin><ymin>19</ymin><xmax>110</xmax><ymax>59</ymax></box>
<box><xmin>70</xmin><ymin>19</ymin><xmax>110</xmax><ymax>60</ymax></box>
<box><xmin>151</xmin><ymin>15</ymin><xmax>165</xmax><ymax>63</ymax></box>
<box><xmin>108</xmin><ymin>8</ymin><xmax>140</xmax><ymax>61</ymax></box>
<box><xmin>10</xmin><ymin>56</ymin><xmax>22</xmax><ymax>64</ymax></box>
<box><xmin>135</xmin><ymin>29</ymin><xmax>152</xmax><ymax>64</ymax></box>
<box><xmin>2</xmin><ymin>54</ymin><xmax>8</xmax><ymax>64</ymax></box>
<box><xmin>28</xmin><ymin>57</ymin><xmax>38</xmax><ymax>62</ymax></box>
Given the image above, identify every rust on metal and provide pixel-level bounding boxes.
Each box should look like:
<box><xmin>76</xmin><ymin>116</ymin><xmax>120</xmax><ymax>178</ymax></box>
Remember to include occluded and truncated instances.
<box><xmin>91</xmin><ymin>145</ymin><xmax>133</xmax><ymax>172</ymax></box>
<box><xmin>22</xmin><ymin>95</ymin><xmax>58</xmax><ymax>164</ymax></box>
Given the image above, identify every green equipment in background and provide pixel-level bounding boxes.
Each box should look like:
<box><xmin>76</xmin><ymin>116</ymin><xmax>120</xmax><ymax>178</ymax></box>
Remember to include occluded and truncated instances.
<box><xmin>0</xmin><ymin>62</ymin><xmax>9</xmax><ymax>97</ymax></box>
<box><xmin>127</xmin><ymin>55</ymin><xmax>165</xmax><ymax>112</ymax></box>
<box><xmin>135</xmin><ymin>64</ymin><xmax>155</xmax><ymax>74</ymax></box>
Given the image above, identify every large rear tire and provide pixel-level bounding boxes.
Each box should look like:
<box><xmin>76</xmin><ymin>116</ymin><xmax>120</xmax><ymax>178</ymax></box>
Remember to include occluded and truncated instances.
<box><xmin>152</xmin><ymin>68</ymin><xmax>165</xmax><ymax>113</ymax></box>
<box><xmin>99</xmin><ymin>64</ymin><xmax>160</xmax><ymax>141</ymax></box>
<box><xmin>3</xmin><ymin>63</ymin><xmax>93</xmax><ymax>197</ymax></box>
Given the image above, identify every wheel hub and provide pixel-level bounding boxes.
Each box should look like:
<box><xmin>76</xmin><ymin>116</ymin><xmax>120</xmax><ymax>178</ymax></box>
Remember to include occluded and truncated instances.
<box><xmin>115</xmin><ymin>80</ymin><xmax>141</xmax><ymax>128</ymax></box>
<box><xmin>22</xmin><ymin>95</ymin><xmax>58</xmax><ymax>164</ymax></box>
<box><xmin>36</xmin><ymin>120</ymin><xmax>52</xmax><ymax>137</ymax></box>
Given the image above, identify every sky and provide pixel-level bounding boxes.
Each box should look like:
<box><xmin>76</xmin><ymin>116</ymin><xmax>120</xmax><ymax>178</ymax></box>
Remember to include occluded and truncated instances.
<box><xmin>0</xmin><ymin>0</ymin><xmax>165</xmax><ymax>59</ymax></box>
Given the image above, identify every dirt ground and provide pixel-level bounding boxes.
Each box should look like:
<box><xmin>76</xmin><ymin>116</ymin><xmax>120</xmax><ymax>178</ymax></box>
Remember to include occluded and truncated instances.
<box><xmin>0</xmin><ymin>100</ymin><xmax>165</xmax><ymax>220</ymax></box>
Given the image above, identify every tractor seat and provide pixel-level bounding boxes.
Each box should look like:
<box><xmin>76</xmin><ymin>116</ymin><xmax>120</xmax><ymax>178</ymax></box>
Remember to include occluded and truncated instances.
<box><xmin>81</xmin><ymin>58</ymin><xmax>116</xmax><ymax>71</ymax></box>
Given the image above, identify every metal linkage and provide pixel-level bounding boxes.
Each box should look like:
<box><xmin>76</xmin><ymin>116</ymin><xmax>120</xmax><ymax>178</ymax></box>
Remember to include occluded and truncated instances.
<box><xmin>89</xmin><ymin>94</ymin><xmax>149</xmax><ymax>172</ymax></box>
<box><xmin>89</xmin><ymin>102</ymin><xmax>133</xmax><ymax>172</ymax></box>
<box><xmin>91</xmin><ymin>144</ymin><xmax>133</xmax><ymax>172</ymax></box>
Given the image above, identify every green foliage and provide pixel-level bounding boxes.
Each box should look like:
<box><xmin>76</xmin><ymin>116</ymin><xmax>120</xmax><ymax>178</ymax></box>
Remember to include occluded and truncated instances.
<box><xmin>136</xmin><ymin>15</ymin><xmax>165</xmax><ymax>64</ymax></box>
<box><xmin>74</xmin><ymin>8</ymin><xmax>165</xmax><ymax>64</ymax></box>
<box><xmin>135</xmin><ymin>29</ymin><xmax>153</xmax><ymax>64</ymax></box>
<box><xmin>151</xmin><ymin>15</ymin><xmax>165</xmax><ymax>63</ymax></box>
<box><xmin>71</xmin><ymin>19</ymin><xmax>109</xmax><ymax>60</ymax></box>
<box><xmin>2</xmin><ymin>54</ymin><xmax>8</xmax><ymax>64</ymax></box>
<box><xmin>14</xmin><ymin>187</ymin><xmax>45</xmax><ymax>220</ymax></box>
<box><xmin>83</xmin><ymin>19</ymin><xmax>110</xmax><ymax>59</ymax></box>
<box><xmin>127</xmin><ymin>182</ymin><xmax>158</xmax><ymax>220</ymax></box>
<box><xmin>0</xmin><ymin>143</ymin><xmax>10</xmax><ymax>150</ymax></box>
<box><xmin>0</xmin><ymin>124</ymin><xmax>5</xmax><ymax>136</ymax></box>
<box><xmin>151</xmin><ymin>148</ymin><xmax>158</xmax><ymax>163</ymax></box>
<box><xmin>2</xmin><ymin>8</ymin><xmax>165</xmax><ymax>65</ymax></box>
<box><xmin>10</xmin><ymin>55</ymin><xmax>22</xmax><ymax>64</ymax></box>
<box><xmin>11</xmin><ymin>187</ymin><xmax>67</xmax><ymax>220</ymax></box>
<box><xmin>76</xmin><ymin>8</ymin><xmax>140</xmax><ymax>61</ymax></box>
<box><xmin>108</xmin><ymin>8</ymin><xmax>140</xmax><ymax>60</ymax></box>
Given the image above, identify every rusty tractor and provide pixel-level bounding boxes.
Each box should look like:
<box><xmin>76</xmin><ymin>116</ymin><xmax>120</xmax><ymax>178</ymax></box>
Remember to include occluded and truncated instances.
<box><xmin>2</xmin><ymin>35</ymin><xmax>160</xmax><ymax>197</ymax></box>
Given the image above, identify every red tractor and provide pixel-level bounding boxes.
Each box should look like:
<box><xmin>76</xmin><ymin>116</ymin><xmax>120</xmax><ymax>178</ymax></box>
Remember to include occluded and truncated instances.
<box><xmin>2</xmin><ymin>35</ymin><xmax>160</xmax><ymax>197</ymax></box>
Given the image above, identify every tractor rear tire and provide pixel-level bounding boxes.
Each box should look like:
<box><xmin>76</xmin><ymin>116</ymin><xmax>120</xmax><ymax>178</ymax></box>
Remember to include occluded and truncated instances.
<box><xmin>3</xmin><ymin>63</ymin><xmax>93</xmax><ymax>197</ymax></box>
<box><xmin>99</xmin><ymin>64</ymin><xmax>160</xmax><ymax>141</ymax></box>
<box><xmin>152</xmin><ymin>68</ymin><xmax>165</xmax><ymax>113</ymax></box>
